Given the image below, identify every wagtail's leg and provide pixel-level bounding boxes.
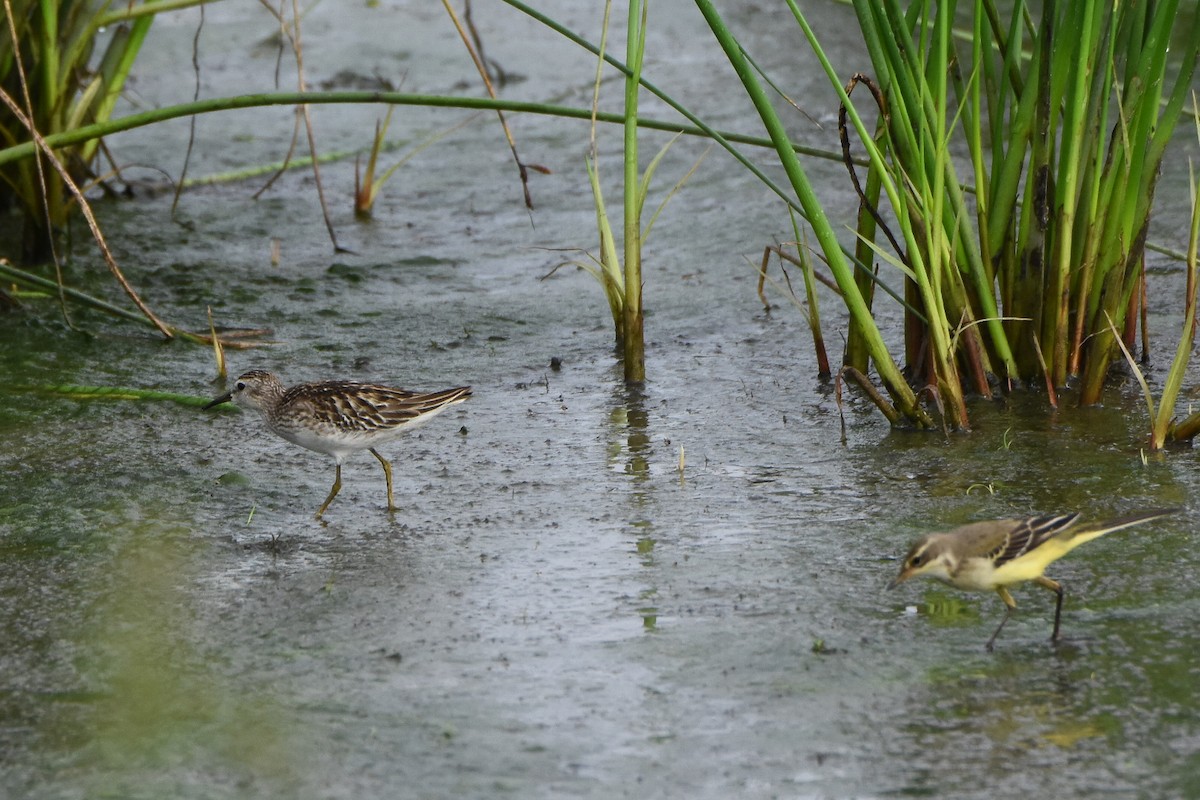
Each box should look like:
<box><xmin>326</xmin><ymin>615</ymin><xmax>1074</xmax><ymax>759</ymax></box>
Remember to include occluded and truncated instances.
<box><xmin>986</xmin><ymin>587</ymin><xmax>1019</xmax><ymax>652</ymax></box>
<box><xmin>1035</xmin><ymin>576</ymin><xmax>1065</xmax><ymax>641</ymax></box>
<box><xmin>369</xmin><ymin>448</ymin><xmax>396</xmax><ymax>512</ymax></box>
<box><xmin>315</xmin><ymin>464</ymin><xmax>343</xmax><ymax>520</ymax></box>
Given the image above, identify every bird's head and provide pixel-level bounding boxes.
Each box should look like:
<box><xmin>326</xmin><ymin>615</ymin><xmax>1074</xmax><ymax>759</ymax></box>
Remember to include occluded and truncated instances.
<box><xmin>204</xmin><ymin>370</ymin><xmax>284</xmax><ymax>413</ymax></box>
<box><xmin>888</xmin><ymin>535</ymin><xmax>949</xmax><ymax>589</ymax></box>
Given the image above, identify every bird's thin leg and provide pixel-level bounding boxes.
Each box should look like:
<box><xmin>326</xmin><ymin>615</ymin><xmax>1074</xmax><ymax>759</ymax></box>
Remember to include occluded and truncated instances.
<box><xmin>1034</xmin><ymin>576</ymin><xmax>1065</xmax><ymax>641</ymax></box>
<box><xmin>369</xmin><ymin>448</ymin><xmax>396</xmax><ymax>512</ymax></box>
<box><xmin>986</xmin><ymin>587</ymin><xmax>1019</xmax><ymax>652</ymax></box>
<box><xmin>315</xmin><ymin>464</ymin><xmax>343</xmax><ymax>519</ymax></box>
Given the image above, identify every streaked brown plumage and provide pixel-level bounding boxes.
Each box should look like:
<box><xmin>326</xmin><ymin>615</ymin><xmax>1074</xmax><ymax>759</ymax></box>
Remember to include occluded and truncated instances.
<box><xmin>205</xmin><ymin>370</ymin><xmax>471</xmax><ymax>518</ymax></box>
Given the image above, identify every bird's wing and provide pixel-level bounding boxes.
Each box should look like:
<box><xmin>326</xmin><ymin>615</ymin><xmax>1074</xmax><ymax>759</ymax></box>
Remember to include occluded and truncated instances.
<box><xmin>986</xmin><ymin>513</ymin><xmax>1081</xmax><ymax>567</ymax></box>
<box><xmin>370</xmin><ymin>385</ymin><xmax>472</xmax><ymax>427</ymax></box>
<box><xmin>283</xmin><ymin>382</ymin><xmax>469</xmax><ymax>433</ymax></box>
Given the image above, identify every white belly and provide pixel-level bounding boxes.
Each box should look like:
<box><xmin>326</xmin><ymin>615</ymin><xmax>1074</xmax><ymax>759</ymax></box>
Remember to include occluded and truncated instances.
<box><xmin>268</xmin><ymin>404</ymin><xmax>452</xmax><ymax>463</ymax></box>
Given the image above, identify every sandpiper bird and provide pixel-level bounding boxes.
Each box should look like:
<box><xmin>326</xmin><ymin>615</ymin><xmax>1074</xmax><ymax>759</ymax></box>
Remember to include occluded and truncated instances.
<box><xmin>889</xmin><ymin>508</ymin><xmax>1178</xmax><ymax>650</ymax></box>
<box><xmin>205</xmin><ymin>370</ymin><xmax>471</xmax><ymax>519</ymax></box>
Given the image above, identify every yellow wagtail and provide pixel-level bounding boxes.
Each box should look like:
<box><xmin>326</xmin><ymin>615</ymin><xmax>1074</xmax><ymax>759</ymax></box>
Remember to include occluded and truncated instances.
<box><xmin>889</xmin><ymin>508</ymin><xmax>1179</xmax><ymax>650</ymax></box>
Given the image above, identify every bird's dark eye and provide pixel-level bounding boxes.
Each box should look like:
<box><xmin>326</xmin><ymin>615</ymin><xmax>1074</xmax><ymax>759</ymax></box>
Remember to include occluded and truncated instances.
<box><xmin>910</xmin><ymin>554</ymin><xmax>924</xmax><ymax>567</ymax></box>
<box><xmin>236</xmin><ymin>382</ymin><xmax>246</xmax><ymax>391</ymax></box>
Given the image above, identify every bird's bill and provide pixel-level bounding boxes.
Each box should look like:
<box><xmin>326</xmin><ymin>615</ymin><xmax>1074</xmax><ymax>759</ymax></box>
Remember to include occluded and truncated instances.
<box><xmin>203</xmin><ymin>391</ymin><xmax>233</xmax><ymax>410</ymax></box>
<box><xmin>887</xmin><ymin>568</ymin><xmax>915</xmax><ymax>590</ymax></box>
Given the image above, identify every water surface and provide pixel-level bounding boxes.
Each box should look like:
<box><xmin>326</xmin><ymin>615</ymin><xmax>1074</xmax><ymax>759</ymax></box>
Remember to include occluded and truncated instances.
<box><xmin>2</xmin><ymin>2</ymin><xmax>1199</xmax><ymax>798</ymax></box>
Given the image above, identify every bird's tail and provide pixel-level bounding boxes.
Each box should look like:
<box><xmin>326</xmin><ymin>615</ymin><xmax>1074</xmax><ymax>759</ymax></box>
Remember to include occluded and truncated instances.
<box><xmin>1066</xmin><ymin>507</ymin><xmax>1180</xmax><ymax>544</ymax></box>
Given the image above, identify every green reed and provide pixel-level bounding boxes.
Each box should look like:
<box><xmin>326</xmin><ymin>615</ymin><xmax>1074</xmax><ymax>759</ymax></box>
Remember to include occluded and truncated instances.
<box><xmin>697</xmin><ymin>0</ymin><xmax>1198</xmax><ymax>428</ymax></box>
<box><xmin>577</xmin><ymin>1</ymin><xmax>702</xmax><ymax>384</ymax></box>
<box><xmin>0</xmin><ymin>0</ymin><xmax>214</xmax><ymax>262</ymax></box>
<box><xmin>1153</xmin><ymin>107</ymin><xmax>1200</xmax><ymax>447</ymax></box>
<box><xmin>619</xmin><ymin>0</ymin><xmax>647</xmax><ymax>383</ymax></box>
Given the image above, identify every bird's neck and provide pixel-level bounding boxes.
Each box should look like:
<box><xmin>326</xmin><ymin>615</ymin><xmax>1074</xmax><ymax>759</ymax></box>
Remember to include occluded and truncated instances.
<box><xmin>930</xmin><ymin>552</ymin><xmax>959</xmax><ymax>582</ymax></box>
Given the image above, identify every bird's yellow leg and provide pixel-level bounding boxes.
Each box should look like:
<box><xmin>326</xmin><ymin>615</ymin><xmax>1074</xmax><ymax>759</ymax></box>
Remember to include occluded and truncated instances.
<box><xmin>315</xmin><ymin>464</ymin><xmax>343</xmax><ymax>519</ymax></box>
<box><xmin>369</xmin><ymin>448</ymin><xmax>396</xmax><ymax>512</ymax></box>
<box><xmin>985</xmin><ymin>587</ymin><xmax>1019</xmax><ymax>652</ymax></box>
<box><xmin>1034</xmin><ymin>576</ymin><xmax>1065</xmax><ymax>641</ymax></box>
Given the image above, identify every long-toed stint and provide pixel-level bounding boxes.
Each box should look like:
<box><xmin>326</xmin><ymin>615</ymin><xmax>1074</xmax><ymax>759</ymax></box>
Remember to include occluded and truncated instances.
<box><xmin>889</xmin><ymin>508</ymin><xmax>1179</xmax><ymax>650</ymax></box>
<box><xmin>205</xmin><ymin>370</ymin><xmax>471</xmax><ymax>519</ymax></box>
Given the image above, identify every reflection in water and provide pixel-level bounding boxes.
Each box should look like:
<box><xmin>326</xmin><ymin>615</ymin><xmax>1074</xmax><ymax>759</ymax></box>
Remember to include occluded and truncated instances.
<box><xmin>609</xmin><ymin>384</ymin><xmax>659</xmax><ymax>631</ymax></box>
<box><xmin>887</xmin><ymin>625</ymin><xmax>1191</xmax><ymax>795</ymax></box>
<box><xmin>608</xmin><ymin>395</ymin><xmax>651</xmax><ymax>481</ymax></box>
<box><xmin>75</xmin><ymin>521</ymin><xmax>305</xmax><ymax>796</ymax></box>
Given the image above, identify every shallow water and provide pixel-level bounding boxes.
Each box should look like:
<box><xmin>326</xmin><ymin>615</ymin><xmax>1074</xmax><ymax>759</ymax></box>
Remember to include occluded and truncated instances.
<box><xmin>3</xmin><ymin>2</ymin><xmax>1200</xmax><ymax>798</ymax></box>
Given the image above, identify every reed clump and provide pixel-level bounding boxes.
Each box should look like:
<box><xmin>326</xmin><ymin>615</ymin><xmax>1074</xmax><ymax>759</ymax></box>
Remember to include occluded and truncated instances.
<box><xmin>699</xmin><ymin>0</ymin><xmax>1199</xmax><ymax>429</ymax></box>
<box><xmin>0</xmin><ymin>0</ymin><xmax>186</xmax><ymax>262</ymax></box>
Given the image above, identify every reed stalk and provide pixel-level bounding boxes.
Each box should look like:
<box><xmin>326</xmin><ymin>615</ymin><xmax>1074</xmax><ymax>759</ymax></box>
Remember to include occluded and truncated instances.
<box><xmin>573</xmin><ymin>2</ymin><xmax>703</xmax><ymax>383</ymax></box>
<box><xmin>1158</xmin><ymin>111</ymin><xmax>1200</xmax><ymax>446</ymax></box>
<box><xmin>620</xmin><ymin>0</ymin><xmax>646</xmax><ymax>383</ymax></box>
